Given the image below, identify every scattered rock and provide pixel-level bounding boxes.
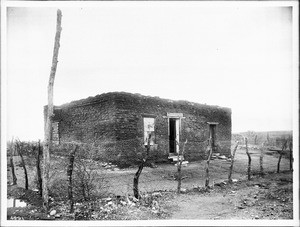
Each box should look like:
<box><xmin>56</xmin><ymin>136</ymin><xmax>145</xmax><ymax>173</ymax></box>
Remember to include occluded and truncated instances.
<box><xmin>152</xmin><ymin>192</ymin><xmax>162</xmax><ymax>197</ymax></box>
<box><xmin>49</xmin><ymin>210</ymin><xmax>56</xmax><ymax>216</ymax></box>
<box><xmin>232</xmin><ymin>179</ymin><xmax>238</xmax><ymax>183</ymax></box>
<box><xmin>255</xmin><ymin>215</ymin><xmax>259</xmax><ymax>219</ymax></box>
<box><xmin>107</xmin><ymin>201</ymin><xmax>113</xmax><ymax>206</ymax></box>
<box><xmin>152</xmin><ymin>200</ymin><xmax>159</xmax><ymax>208</ymax></box>
<box><xmin>180</xmin><ymin>188</ymin><xmax>187</xmax><ymax>193</ymax></box>
<box><xmin>55</xmin><ymin>214</ymin><xmax>61</xmax><ymax>218</ymax></box>
<box><xmin>174</xmin><ymin>161</ymin><xmax>189</xmax><ymax>167</ymax></box>
<box><xmin>151</xmin><ymin>210</ymin><xmax>159</xmax><ymax>214</ymax></box>
<box><xmin>150</xmin><ymin>163</ymin><xmax>158</xmax><ymax>168</ymax></box>
<box><xmin>132</xmin><ymin>197</ymin><xmax>139</xmax><ymax>203</ymax></box>
<box><xmin>120</xmin><ymin>201</ymin><xmax>127</xmax><ymax>206</ymax></box>
<box><xmin>218</xmin><ymin>155</ymin><xmax>226</xmax><ymax>160</ymax></box>
<box><xmin>104</xmin><ymin>197</ymin><xmax>112</xmax><ymax>202</ymax></box>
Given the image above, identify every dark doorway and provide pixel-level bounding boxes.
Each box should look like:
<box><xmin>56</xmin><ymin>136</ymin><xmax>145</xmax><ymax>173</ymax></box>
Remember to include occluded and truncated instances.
<box><xmin>208</xmin><ymin>124</ymin><xmax>217</xmax><ymax>152</ymax></box>
<box><xmin>169</xmin><ymin>118</ymin><xmax>177</xmax><ymax>153</ymax></box>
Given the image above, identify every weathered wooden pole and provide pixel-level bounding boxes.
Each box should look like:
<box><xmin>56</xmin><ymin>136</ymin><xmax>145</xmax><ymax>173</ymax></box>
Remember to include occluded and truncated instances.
<box><xmin>67</xmin><ymin>145</ymin><xmax>78</xmax><ymax>213</ymax></box>
<box><xmin>16</xmin><ymin>141</ymin><xmax>29</xmax><ymax>190</ymax></box>
<box><xmin>228</xmin><ymin>141</ymin><xmax>239</xmax><ymax>183</ymax></box>
<box><xmin>177</xmin><ymin>139</ymin><xmax>187</xmax><ymax>194</ymax></box>
<box><xmin>43</xmin><ymin>9</ymin><xmax>62</xmax><ymax>211</ymax></box>
<box><xmin>133</xmin><ymin>135</ymin><xmax>151</xmax><ymax>199</ymax></box>
<box><xmin>245</xmin><ymin>137</ymin><xmax>251</xmax><ymax>180</ymax></box>
<box><xmin>267</xmin><ymin>133</ymin><xmax>270</xmax><ymax>144</ymax></box>
<box><xmin>277</xmin><ymin>140</ymin><xmax>287</xmax><ymax>173</ymax></box>
<box><xmin>259</xmin><ymin>142</ymin><xmax>264</xmax><ymax>177</ymax></box>
<box><xmin>205</xmin><ymin>138</ymin><xmax>213</xmax><ymax>188</ymax></box>
<box><xmin>36</xmin><ymin>140</ymin><xmax>43</xmax><ymax>197</ymax></box>
<box><xmin>289</xmin><ymin>140</ymin><xmax>293</xmax><ymax>171</ymax></box>
<box><xmin>9</xmin><ymin>139</ymin><xmax>17</xmax><ymax>185</ymax></box>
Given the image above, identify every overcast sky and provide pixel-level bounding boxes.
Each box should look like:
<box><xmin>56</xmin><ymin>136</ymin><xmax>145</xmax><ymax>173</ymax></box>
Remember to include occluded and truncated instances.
<box><xmin>5</xmin><ymin>3</ymin><xmax>296</xmax><ymax>141</ymax></box>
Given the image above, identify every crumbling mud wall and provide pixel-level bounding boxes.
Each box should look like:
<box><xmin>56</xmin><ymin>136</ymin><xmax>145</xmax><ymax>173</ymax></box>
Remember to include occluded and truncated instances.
<box><xmin>48</xmin><ymin>92</ymin><xmax>231</xmax><ymax>165</ymax></box>
<box><xmin>112</xmin><ymin>93</ymin><xmax>231</xmax><ymax>164</ymax></box>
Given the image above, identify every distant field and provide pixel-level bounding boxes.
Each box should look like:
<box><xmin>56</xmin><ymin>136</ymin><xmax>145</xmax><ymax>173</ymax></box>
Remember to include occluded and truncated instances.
<box><xmin>232</xmin><ymin>130</ymin><xmax>292</xmax><ymax>147</ymax></box>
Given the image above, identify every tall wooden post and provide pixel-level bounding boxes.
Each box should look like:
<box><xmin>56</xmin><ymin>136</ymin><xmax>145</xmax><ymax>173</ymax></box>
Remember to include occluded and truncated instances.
<box><xmin>16</xmin><ymin>141</ymin><xmax>29</xmax><ymax>190</ymax></box>
<box><xmin>9</xmin><ymin>139</ymin><xmax>17</xmax><ymax>185</ymax></box>
<box><xmin>205</xmin><ymin>138</ymin><xmax>213</xmax><ymax>188</ymax></box>
<box><xmin>177</xmin><ymin>139</ymin><xmax>187</xmax><ymax>193</ymax></box>
<box><xmin>259</xmin><ymin>142</ymin><xmax>264</xmax><ymax>177</ymax></box>
<box><xmin>67</xmin><ymin>145</ymin><xmax>78</xmax><ymax>213</ymax></box>
<box><xmin>289</xmin><ymin>140</ymin><xmax>293</xmax><ymax>171</ymax></box>
<box><xmin>245</xmin><ymin>137</ymin><xmax>251</xmax><ymax>180</ymax></box>
<box><xmin>133</xmin><ymin>135</ymin><xmax>151</xmax><ymax>199</ymax></box>
<box><xmin>37</xmin><ymin>140</ymin><xmax>43</xmax><ymax>197</ymax></box>
<box><xmin>228</xmin><ymin>141</ymin><xmax>239</xmax><ymax>183</ymax></box>
<box><xmin>277</xmin><ymin>140</ymin><xmax>287</xmax><ymax>173</ymax></box>
<box><xmin>43</xmin><ymin>9</ymin><xmax>62</xmax><ymax>211</ymax></box>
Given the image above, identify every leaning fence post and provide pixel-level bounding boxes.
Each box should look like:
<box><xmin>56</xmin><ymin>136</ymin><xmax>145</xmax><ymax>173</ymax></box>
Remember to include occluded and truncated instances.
<box><xmin>36</xmin><ymin>140</ymin><xmax>43</xmax><ymax>197</ymax></box>
<box><xmin>289</xmin><ymin>140</ymin><xmax>293</xmax><ymax>171</ymax></box>
<box><xmin>259</xmin><ymin>142</ymin><xmax>264</xmax><ymax>177</ymax></box>
<box><xmin>177</xmin><ymin>139</ymin><xmax>187</xmax><ymax>194</ymax></box>
<box><xmin>16</xmin><ymin>140</ymin><xmax>29</xmax><ymax>189</ymax></box>
<box><xmin>228</xmin><ymin>141</ymin><xmax>239</xmax><ymax>183</ymax></box>
<box><xmin>67</xmin><ymin>144</ymin><xmax>78</xmax><ymax>213</ymax></box>
<box><xmin>133</xmin><ymin>135</ymin><xmax>151</xmax><ymax>199</ymax></box>
<box><xmin>9</xmin><ymin>138</ymin><xmax>17</xmax><ymax>185</ymax></box>
<box><xmin>277</xmin><ymin>140</ymin><xmax>287</xmax><ymax>173</ymax></box>
<box><xmin>205</xmin><ymin>138</ymin><xmax>213</xmax><ymax>189</ymax></box>
<box><xmin>245</xmin><ymin>137</ymin><xmax>251</xmax><ymax>180</ymax></box>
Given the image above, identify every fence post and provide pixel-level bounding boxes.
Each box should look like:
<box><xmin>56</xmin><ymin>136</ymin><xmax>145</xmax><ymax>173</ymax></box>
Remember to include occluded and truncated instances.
<box><xmin>133</xmin><ymin>135</ymin><xmax>151</xmax><ymax>199</ymax></box>
<box><xmin>228</xmin><ymin>141</ymin><xmax>239</xmax><ymax>183</ymax></box>
<box><xmin>259</xmin><ymin>142</ymin><xmax>264</xmax><ymax>177</ymax></box>
<box><xmin>245</xmin><ymin>137</ymin><xmax>251</xmax><ymax>181</ymax></box>
<box><xmin>37</xmin><ymin>140</ymin><xmax>43</xmax><ymax>197</ymax></box>
<box><xmin>205</xmin><ymin>138</ymin><xmax>213</xmax><ymax>189</ymax></box>
<box><xmin>289</xmin><ymin>140</ymin><xmax>293</xmax><ymax>171</ymax></box>
<box><xmin>16</xmin><ymin>140</ymin><xmax>29</xmax><ymax>190</ymax></box>
<box><xmin>177</xmin><ymin>139</ymin><xmax>187</xmax><ymax>194</ymax></box>
<box><xmin>9</xmin><ymin>139</ymin><xmax>17</xmax><ymax>185</ymax></box>
<box><xmin>277</xmin><ymin>140</ymin><xmax>287</xmax><ymax>173</ymax></box>
<box><xmin>67</xmin><ymin>145</ymin><xmax>78</xmax><ymax>213</ymax></box>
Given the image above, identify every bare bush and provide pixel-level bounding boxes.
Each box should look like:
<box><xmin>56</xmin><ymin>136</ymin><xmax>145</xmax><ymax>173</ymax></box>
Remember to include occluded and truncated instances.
<box><xmin>48</xmin><ymin>142</ymin><xmax>108</xmax><ymax>203</ymax></box>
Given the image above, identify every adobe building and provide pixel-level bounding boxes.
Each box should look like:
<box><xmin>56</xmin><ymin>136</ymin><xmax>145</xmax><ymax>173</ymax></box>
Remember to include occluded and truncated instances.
<box><xmin>47</xmin><ymin>92</ymin><xmax>232</xmax><ymax>165</ymax></box>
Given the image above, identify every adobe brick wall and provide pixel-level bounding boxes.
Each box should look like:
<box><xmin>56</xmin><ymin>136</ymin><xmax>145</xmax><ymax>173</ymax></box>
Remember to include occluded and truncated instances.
<box><xmin>49</xmin><ymin>92</ymin><xmax>231</xmax><ymax>165</ymax></box>
<box><xmin>112</xmin><ymin>93</ymin><xmax>231</xmax><ymax>164</ymax></box>
<box><xmin>50</xmin><ymin>93</ymin><xmax>118</xmax><ymax>159</ymax></box>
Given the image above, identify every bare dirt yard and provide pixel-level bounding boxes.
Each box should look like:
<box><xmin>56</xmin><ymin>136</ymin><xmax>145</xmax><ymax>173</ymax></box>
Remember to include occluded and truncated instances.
<box><xmin>6</xmin><ymin>146</ymin><xmax>293</xmax><ymax>220</ymax></box>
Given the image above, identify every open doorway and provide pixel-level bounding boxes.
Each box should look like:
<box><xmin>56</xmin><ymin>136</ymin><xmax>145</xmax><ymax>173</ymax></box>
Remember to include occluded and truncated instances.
<box><xmin>169</xmin><ymin>118</ymin><xmax>179</xmax><ymax>154</ymax></box>
<box><xmin>207</xmin><ymin>122</ymin><xmax>219</xmax><ymax>152</ymax></box>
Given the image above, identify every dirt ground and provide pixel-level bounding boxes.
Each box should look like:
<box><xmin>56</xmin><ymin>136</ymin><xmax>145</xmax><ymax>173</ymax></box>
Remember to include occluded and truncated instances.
<box><xmin>6</xmin><ymin>147</ymin><xmax>293</xmax><ymax>220</ymax></box>
<box><xmin>165</xmin><ymin>170</ymin><xmax>293</xmax><ymax>219</ymax></box>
